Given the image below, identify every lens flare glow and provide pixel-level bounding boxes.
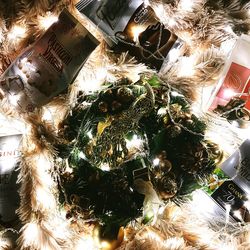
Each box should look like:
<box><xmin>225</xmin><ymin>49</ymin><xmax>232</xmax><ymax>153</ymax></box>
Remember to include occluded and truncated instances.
<box><xmin>131</xmin><ymin>25</ymin><xmax>146</xmax><ymax>43</ymax></box>
<box><xmin>8</xmin><ymin>25</ymin><xmax>26</xmax><ymax>40</ymax></box>
<box><xmin>221</xmin><ymin>88</ymin><xmax>236</xmax><ymax>99</ymax></box>
<box><xmin>38</xmin><ymin>13</ymin><xmax>58</xmax><ymax>30</ymax></box>
<box><xmin>179</xmin><ymin>0</ymin><xmax>195</xmax><ymax>11</ymax></box>
<box><xmin>178</xmin><ymin>56</ymin><xmax>196</xmax><ymax>77</ymax></box>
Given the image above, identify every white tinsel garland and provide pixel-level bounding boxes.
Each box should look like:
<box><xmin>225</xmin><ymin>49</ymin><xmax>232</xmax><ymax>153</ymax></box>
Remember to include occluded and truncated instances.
<box><xmin>0</xmin><ymin>0</ymin><xmax>249</xmax><ymax>249</ymax></box>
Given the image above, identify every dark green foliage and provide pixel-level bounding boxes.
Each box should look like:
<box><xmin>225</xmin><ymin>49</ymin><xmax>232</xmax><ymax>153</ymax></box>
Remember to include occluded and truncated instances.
<box><xmin>61</xmin><ymin>158</ymin><xmax>144</xmax><ymax>238</ymax></box>
<box><xmin>57</xmin><ymin>76</ymin><xmax>217</xmax><ymax>240</ymax></box>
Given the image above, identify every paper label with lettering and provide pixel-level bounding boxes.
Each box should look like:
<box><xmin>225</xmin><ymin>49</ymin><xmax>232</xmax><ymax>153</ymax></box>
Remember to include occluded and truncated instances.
<box><xmin>0</xmin><ymin>9</ymin><xmax>99</xmax><ymax>112</ymax></box>
<box><xmin>76</xmin><ymin>0</ymin><xmax>182</xmax><ymax>70</ymax></box>
<box><xmin>0</xmin><ymin>134</ymin><xmax>22</xmax><ymax>223</ymax></box>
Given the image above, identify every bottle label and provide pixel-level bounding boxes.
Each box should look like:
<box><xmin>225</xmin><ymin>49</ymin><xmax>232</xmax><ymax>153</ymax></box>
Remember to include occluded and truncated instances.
<box><xmin>0</xmin><ymin>134</ymin><xmax>22</xmax><ymax>223</ymax></box>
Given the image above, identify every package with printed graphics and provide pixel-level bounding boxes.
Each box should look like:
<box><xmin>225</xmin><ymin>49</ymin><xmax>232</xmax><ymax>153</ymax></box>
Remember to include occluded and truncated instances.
<box><xmin>76</xmin><ymin>0</ymin><xmax>183</xmax><ymax>71</ymax></box>
<box><xmin>202</xmin><ymin>139</ymin><xmax>250</xmax><ymax>223</ymax></box>
<box><xmin>0</xmin><ymin>9</ymin><xmax>99</xmax><ymax>112</ymax></box>
<box><xmin>0</xmin><ymin>134</ymin><xmax>22</xmax><ymax>224</ymax></box>
<box><xmin>209</xmin><ymin>35</ymin><xmax>250</xmax><ymax>127</ymax></box>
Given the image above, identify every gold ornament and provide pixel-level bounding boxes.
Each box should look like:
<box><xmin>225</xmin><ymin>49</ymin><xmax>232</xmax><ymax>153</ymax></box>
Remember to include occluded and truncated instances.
<box><xmin>163</xmin><ymin>114</ymin><xmax>170</xmax><ymax>126</ymax></box>
<box><xmin>111</xmin><ymin>100</ymin><xmax>122</xmax><ymax>112</ymax></box>
<box><xmin>117</xmin><ymin>86</ymin><xmax>134</xmax><ymax>103</ymax></box>
<box><xmin>93</xmin><ymin>226</ymin><xmax>124</xmax><ymax>250</ymax></box>
<box><xmin>206</xmin><ymin>141</ymin><xmax>224</xmax><ymax>165</ymax></box>
<box><xmin>98</xmin><ymin>101</ymin><xmax>108</xmax><ymax>113</ymax></box>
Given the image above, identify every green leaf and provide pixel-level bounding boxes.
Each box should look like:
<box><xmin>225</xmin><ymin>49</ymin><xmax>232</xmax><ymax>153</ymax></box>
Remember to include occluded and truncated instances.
<box><xmin>148</xmin><ymin>75</ymin><xmax>161</xmax><ymax>88</ymax></box>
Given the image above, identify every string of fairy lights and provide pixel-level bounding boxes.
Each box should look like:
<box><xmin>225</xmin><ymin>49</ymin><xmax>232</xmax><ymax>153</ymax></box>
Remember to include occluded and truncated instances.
<box><xmin>0</xmin><ymin>0</ymin><xmax>250</xmax><ymax>249</ymax></box>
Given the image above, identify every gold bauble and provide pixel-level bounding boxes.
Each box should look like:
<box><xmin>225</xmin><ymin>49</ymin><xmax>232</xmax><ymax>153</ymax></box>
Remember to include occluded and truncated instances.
<box><xmin>93</xmin><ymin>226</ymin><xmax>124</xmax><ymax>250</ymax></box>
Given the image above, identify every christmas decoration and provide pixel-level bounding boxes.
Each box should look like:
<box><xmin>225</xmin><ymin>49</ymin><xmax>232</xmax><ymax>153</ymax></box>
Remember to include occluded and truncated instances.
<box><xmin>55</xmin><ymin>75</ymin><xmax>222</xmax><ymax>249</ymax></box>
<box><xmin>0</xmin><ymin>0</ymin><xmax>249</xmax><ymax>250</ymax></box>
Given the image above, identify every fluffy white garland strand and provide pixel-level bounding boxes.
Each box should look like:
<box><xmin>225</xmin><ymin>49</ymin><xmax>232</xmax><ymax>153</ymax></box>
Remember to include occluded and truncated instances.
<box><xmin>0</xmin><ymin>0</ymin><xmax>249</xmax><ymax>249</ymax></box>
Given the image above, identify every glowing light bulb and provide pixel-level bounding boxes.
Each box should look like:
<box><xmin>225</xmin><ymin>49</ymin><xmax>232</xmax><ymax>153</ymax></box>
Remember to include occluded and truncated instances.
<box><xmin>168</xmin><ymin>18</ymin><xmax>176</xmax><ymax>28</ymax></box>
<box><xmin>131</xmin><ymin>25</ymin><xmax>145</xmax><ymax>42</ymax></box>
<box><xmin>168</xmin><ymin>48</ymin><xmax>181</xmax><ymax>63</ymax></box>
<box><xmin>38</xmin><ymin>13</ymin><xmax>58</xmax><ymax>30</ymax></box>
<box><xmin>157</xmin><ymin>107</ymin><xmax>167</xmax><ymax>115</ymax></box>
<box><xmin>171</xmin><ymin>91</ymin><xmax>182</xmax><ymax>97</ymax></box>
<box><xmin>8</xmin><ymin>25</ymin><xmax>26</xmax><ymax>40</ymax></box>
<box><xmin>178</xmin><ymin>56</ymin><xmax>196</xmax><ymax>77</ymax></box>
<box><xmin>224</xmin><ymin>25</ymin><xmax>234</xmax><ymax>34</ymax></box>
<box><xmin>23</xmin><ymin>222</ymin><xmax>39</xmax><ymax>246</ymax></box>
<box><xmin>100</xmin><ymin>241</ymin><xmax>110</xmax><ymax>249</ymax></box>
<box><xmin>87</xmin><ymin>131</ymin><xmax>93</xmax><ymax>139</ymax></box>
<box><xmin>100</xmin><ymin>163</ymin><xmax>110</xmax><ymax>171</ymax></box>
<box><xmin>179</xmin><ymin>0</ymin><xmax>194</xmax><ymax>11</ymax></box>
<box><xmin>126</xmin><ymin>135</ymin><xmax>143</xmax><ymax>149</ymax></box>
<box><xmin>222</xmin><ymin>88</ymin><xmax>235</xmax><ymax>99</ymax></box>
<box><xmin>76</xmin><ymin>237</ymin><xmax>96</xmax><ymax>250</ymax></box>
<box><xmin>153</xmin><ymin>158</ymin><xmax>160</xmax><ymax>166</ymax></box>
<box><xmin>42</xmin><ymin>108</ymin><xmax>53</xmax><ymax>121</ymax></box>
<box><xmin>8</xmin><ymin>94</ymin><xmax>20</xmax><ymax>106</ymax></box>
<box><xmin>79</xmin><ymin>152</ymin><xmax>86</xmax><ymax>160</ymax></box>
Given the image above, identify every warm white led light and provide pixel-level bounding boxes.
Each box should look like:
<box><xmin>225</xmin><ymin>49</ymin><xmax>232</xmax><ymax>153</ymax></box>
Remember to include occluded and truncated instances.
<box><xmin>22</xmin><ymin>222</ymin><xmax>39</xmax><ymax>246</ymax></box>
<box><xmin>126</xmin><ymin>135</ymin><xmax>143</xmax><ymax>149</ymax></box>
<box><xmin>100</xmin><ymin>163</ymin><xmax>110</xmax><ymax>171</ymax></box>
<box><xmin>38</xmin><ymin>13</ymin><xmax>58</xmax><ymax>30</ymax></box>
<box><xmin>179</xmin><ymin>0</ymin><xmax>195</xmax><ymax>11</ymax></box>
<box><xmin>8</xmin><ymin>94</ymin><xmax>20</xmax><ymax>106</ymax></box>
<box><xmin>153</xmin><ymin>158</ymin><xmax>160</xmax><ymax>166</ymax></box>
<box><xmin>42</xmin><ymin>108</ymin><xmax>53</xmax><ymax>122</ymax></box>
<box><xmin>168</xmin><ymin>48</ymin><xmax>181</xmax><ymax>63</ymax></box>
<box><xmin>8</xmin><ymin>25</ymin><xmax>26</xmax><ymax>40</ymax></box>
<box><xmin>75</xmin><ymin>237</ymin><xmax>96</xmax><ymax>250</ymax></box>
<box><xmin>178</xmin><ymin>56</ymin><xmax>196</xmax><ymax>77</ymax></box>
<box><xmin>79</xmin><ymin>152</ymin><xmax>87</xmax><ymax>160</ymax></box>
<box><xmin>131</xmin><ymin>25</ymin><xmax>145</xmax><ymax>43</ymax></box>
<box><xmin>222</xmin><ymin>88</ymin><xmax>235</xmax><ymax>99</ymax></box>
<box><xmin>87</xmin><ymin>131</ymin><xmax>93</xmax><ymax>139</ymax></box>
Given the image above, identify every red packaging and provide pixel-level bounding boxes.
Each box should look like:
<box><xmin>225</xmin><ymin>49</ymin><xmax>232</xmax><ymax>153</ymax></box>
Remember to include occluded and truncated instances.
<box><xmin>209</xmin><ymin>35</ymin><xmax>250</xmax><ymax>112</ymax></box>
